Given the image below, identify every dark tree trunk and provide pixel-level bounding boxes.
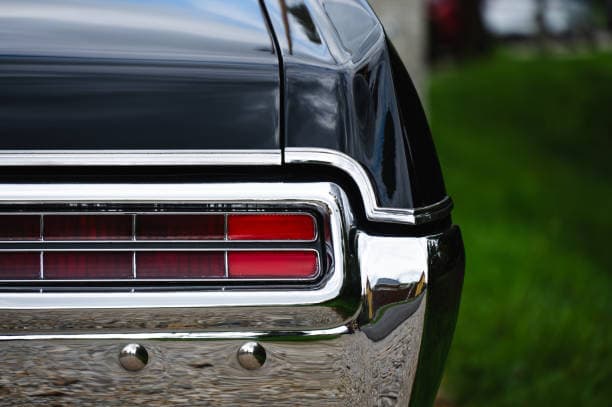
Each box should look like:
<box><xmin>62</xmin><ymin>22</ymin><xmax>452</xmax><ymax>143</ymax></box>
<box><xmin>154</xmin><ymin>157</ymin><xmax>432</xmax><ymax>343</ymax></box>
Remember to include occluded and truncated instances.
<box><xmin>535</xmin><ymin>0</ymin><xmax>549</xmax><ymax>50</ymax></box>
<box><xmin>457</xmin><ymin>0</ymin><xmax>490</xmax><ymax>58</ymax></box>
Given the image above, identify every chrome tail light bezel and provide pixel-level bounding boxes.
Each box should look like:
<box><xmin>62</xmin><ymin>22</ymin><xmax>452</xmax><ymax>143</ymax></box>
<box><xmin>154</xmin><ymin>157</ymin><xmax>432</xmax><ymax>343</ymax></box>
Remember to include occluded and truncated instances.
<box><xmin>0</xmin><ymin>182</ymin><xmax>351</xmax><ymax>308</ymax></box>
<box><xmin>0</xmin><ymin>209</ymin><xmax>325</xmax><ymax>287</ymax></box>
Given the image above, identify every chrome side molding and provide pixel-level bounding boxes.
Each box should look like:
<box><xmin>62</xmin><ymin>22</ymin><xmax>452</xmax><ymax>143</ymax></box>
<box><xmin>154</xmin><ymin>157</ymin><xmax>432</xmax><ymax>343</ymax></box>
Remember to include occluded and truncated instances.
<box><xmin>0</xmin><ymin>147</ymin><xmax>453</xmax><ymax>224</ymax></box>
<box><xmin>0</xmin><ymin>325</ymin><xmax>350</xmax><ymax>342</ymax></box>
<box><xmin>0</xmin><ymin>149</ymin><xmax>282</xmax><ymax>166</ymax></box>
<box><xmin>285</xmin><ymin>147</ymin><xmax>453</xmax><ymax>225</ymax></box>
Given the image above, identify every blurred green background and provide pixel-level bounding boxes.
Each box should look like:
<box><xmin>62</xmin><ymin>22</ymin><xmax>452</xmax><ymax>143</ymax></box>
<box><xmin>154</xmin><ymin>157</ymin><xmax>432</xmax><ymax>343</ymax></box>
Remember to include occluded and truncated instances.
<box><xmin>430</xmin><ymin>50</ymin><xmax>612</xmax><ymax>406</ymax></box>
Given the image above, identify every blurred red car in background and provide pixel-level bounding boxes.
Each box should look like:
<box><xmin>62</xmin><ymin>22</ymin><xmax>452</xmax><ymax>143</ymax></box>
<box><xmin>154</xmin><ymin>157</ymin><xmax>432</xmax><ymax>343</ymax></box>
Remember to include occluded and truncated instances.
<box><xmin>428</xmin><ymin>0</ymin><xmax>463</xmax><ymax>59</ymax></box>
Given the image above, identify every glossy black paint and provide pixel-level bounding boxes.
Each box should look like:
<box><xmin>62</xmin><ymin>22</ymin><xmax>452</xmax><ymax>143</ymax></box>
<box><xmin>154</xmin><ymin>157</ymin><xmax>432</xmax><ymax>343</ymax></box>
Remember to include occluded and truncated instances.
<box><xmin>386</xmin><ymin>40</ymin><xmax>447</xmax><ymax>207</ymax></box>
<box><xmin>0</xmin><ymin>0</ymin><xmax>447</xmax><ymax>211</ymax></box>
<box><xmin>263</xmin><ymin>0</ymin><xmax>446</xmax><ymax>209</ymax></box>
<box><xmin>409</xmin><ymin>226</ymin><xmax>465</xmax><ymax>407</ymax></box>
<box><xmin>0</xmin><ymin>0</ymin><xmax>279</xmax><ymax>149</ymax></box>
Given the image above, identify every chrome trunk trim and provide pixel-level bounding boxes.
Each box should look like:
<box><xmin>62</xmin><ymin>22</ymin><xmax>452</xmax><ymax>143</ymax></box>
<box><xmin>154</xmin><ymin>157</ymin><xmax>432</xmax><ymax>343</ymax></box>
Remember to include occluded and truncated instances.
<box><xmin>285</xmin><ymin>147</ymin><xmax>453</xmax><ymax>225</ymax></box>
<box><xmin>0</xmin><ymin>147</ymin><xmax>453</xmax><ymax>225</ymax></box>
<box><xmin>0</xmin><ymin>149</ymin><xmax>282</xmax><ymax>166</ymax></box>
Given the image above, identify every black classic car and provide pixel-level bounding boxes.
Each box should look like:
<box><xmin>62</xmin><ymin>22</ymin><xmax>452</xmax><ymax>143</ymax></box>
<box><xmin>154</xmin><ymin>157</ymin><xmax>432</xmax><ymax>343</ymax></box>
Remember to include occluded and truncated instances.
<box><xmin>0</xmin><ymin>0</ymin><xmax>464</xmax><ymax>405</ymax></box>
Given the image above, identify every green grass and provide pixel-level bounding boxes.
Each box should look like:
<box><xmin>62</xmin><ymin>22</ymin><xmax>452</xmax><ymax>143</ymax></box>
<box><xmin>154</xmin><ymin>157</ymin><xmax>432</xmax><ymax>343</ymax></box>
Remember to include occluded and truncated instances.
<box><xmin>429</xmin><ymin>50</ymin><xmax>612</xmax><ymax>406</ymax></box>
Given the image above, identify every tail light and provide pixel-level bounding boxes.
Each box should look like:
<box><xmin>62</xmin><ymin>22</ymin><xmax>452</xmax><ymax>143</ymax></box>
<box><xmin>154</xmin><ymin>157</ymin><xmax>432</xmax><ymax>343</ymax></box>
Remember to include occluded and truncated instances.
<box><xmin>0</xmin><ymin>215</ymin><xmax>40</xmax><ymax>241</ymax></box>
<box><xmin>44</xmin><ymin>252</ymin><xmax>133</xmax><ymax>280</ymax></box>
<box><xmin>137</xmin><ymin>252</ymin><xmax>225</xmax><ymax>279</ymax></box>
<box><xmin>0</xmin><ymin>211</ymin><xmax>323</xmax><ymax>287</ymax></box>
<box><xmin>0</xmin><ymin>253</ymin><xmax>40</xmax><ymax>280</ymax></box>
<box><xmin>45</xmin><ymin>215</ymin><xmax>132</xmax><ymax>241</ymax></box>
<box><xmin>137</xmin><ymin>215</ymin><xmax>225</xmax><ymax>240</ymax></box>
<box><xmin>228</xmin><ymin>251</ymin><xmax>318</xmax><ymax>278</ymax></box>
<box><xmin>228</xmin><ymin>214</ymin><xmax>316</xmax><ymax>241</ymax></box>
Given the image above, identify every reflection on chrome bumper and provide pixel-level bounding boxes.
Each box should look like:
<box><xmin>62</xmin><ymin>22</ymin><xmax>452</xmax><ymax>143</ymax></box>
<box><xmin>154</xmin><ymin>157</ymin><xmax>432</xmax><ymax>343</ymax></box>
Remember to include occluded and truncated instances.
<box><xmin>0</xmin><ymin>226</ymin><xmax>464</xmax><ymax>406</ymax></box>
<box><xmin>0</xmin><ymin>320</ymin><xmax>422</xmax><ymax>405</ymax></box>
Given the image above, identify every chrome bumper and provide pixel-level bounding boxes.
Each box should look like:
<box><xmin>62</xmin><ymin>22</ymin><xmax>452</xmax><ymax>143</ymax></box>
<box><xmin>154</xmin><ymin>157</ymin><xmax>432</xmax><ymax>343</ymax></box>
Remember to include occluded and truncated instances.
<box><xmin>0</xmin><ymin>194</ymin><xmax>464</xmax><ymax>406</ymax></box>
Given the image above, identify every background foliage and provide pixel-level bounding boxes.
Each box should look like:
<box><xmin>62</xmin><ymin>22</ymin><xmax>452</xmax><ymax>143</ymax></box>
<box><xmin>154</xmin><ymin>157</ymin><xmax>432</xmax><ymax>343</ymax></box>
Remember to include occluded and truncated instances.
<box><xmin>430</xmin><ymin>50</ymin><xmax>612</xmax><ymax>406</ymax></box>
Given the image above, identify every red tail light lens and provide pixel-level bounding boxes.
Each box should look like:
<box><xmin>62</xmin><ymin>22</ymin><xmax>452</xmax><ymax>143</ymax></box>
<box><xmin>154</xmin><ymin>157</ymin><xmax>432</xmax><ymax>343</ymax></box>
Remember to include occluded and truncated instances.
<box><xmin>137</xmin><ymin>252</ymin><xmax>225</xmax><ymax>279</ymax></box>
<box><xmin>44</xmin><ymin>215</ymin><xmax>132</xmax><ymax>241</ymax></box>
<box><xmin>137</xmin><ymin>215</ymin><xmax>224</xmax><ymax>240</ymax></box>
<box><xmin>0</xmin><ymin>215</ymin><xmax>40</xmax><ymax>241</ymax></box>
<box><xmin>0</xmin><ymin>253</ymin><xmax>40</xmax><ymax>280</ymax></box>
<box><xmin>228</xmin><ymin>251</ymin><xmax>318</xmax><ymax>278</ymax></box>
<box><xmin>44</xmin><ymin>252</ymin><xmax>133</xmax><ymax>280</ymax></box>
<box><xmin>0</xmin><ymin>211</ymin><xmax>323</xmax><ymax>283</ymax></box>
<box><xmin>228</xmin><ymin>214</ymin><xmax>316</xmax><ymax>241</ymax></box>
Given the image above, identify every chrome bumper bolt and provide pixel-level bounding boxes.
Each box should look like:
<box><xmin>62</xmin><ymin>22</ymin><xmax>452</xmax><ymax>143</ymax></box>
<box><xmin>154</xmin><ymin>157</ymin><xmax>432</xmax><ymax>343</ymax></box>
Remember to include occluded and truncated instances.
<box><xmin>237</xmin><ymin>341</ymin><xmax>266</xmax><ymax>370</ymax></box>
<box><xmin>119</xmin><ymin>343</ymin><xmax>149</xmax><ymax>371</ymax></box>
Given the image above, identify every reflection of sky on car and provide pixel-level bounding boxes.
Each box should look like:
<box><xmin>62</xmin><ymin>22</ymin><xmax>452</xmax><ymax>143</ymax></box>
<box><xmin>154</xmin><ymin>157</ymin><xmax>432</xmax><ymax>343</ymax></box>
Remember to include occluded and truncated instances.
<box><xmin>483</xmin><ymin>0</ymin><xmax>591</xmax><ymax>36</ymax></box>
<box><xmin>283</xmin><ymin>0</ymin><xmax>330</xmax><ymax>61</ymax></box>
<box><xmin>0</xmin><ymin>0</ymin><xmax>274</xmax><ymax>62</ymax></box>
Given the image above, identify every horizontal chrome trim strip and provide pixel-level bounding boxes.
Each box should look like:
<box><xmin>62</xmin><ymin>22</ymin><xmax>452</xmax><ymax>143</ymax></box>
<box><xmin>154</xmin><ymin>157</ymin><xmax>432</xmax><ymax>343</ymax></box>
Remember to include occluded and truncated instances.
<box><xmin>0</xmin><ymin>239</ymin><xmax>317</xmax><ymax>244</ymax></box>
<box><xmin>0</xmin><ymin>280</ymin><xmax>314</xmax><ymax>283</ymax></box>
<box><xmin>0</xmin><ymin>149</ymin><xmax>282</xmax><ymax>166</ymax></box>
<box><xmin>0</xmin><ymin>183</ymin><xmax>329</xmax><ymax>203</ymax></box>
<box><xmin>0</xmin><ymin>325</ymin><xmax>349</xmax><ymax>341</ymax></box>
<box><xmin>0</xmin><ymin>247</ymin><xmax>318</xmax><ymax>252</ymax></box>
<box><xmin>0</xmin><ymin>147</ymin><xmax>451</xmax><ymax>224</ymax></box>
<box><xmin>285</xmin><ymin>147</ymin><xmax>453</xmax><ymax>225</ymax></box>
